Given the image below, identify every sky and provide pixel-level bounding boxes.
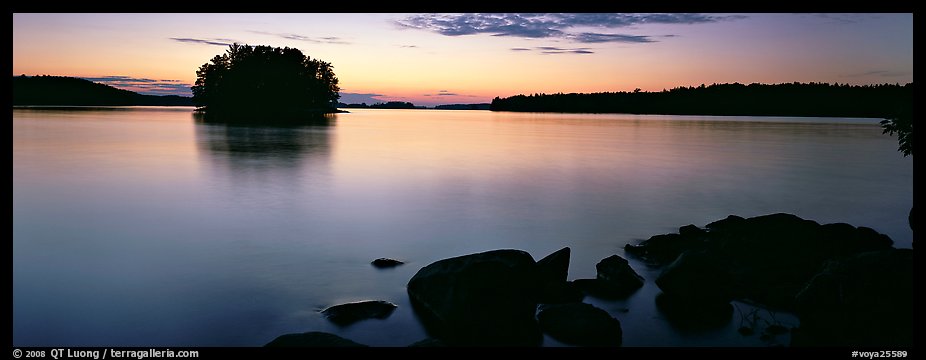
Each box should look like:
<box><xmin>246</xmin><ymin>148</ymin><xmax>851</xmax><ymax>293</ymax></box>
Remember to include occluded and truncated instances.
<box><xmin>12</xmin><ymin>13</ymin><xmax>913</xmax><ymax>107</ymax></box>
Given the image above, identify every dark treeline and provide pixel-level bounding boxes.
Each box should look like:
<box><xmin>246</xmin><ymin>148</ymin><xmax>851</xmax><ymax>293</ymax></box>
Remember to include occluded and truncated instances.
<box><xmin>491</xmin><ymin>82</ymin><xmax>913</xmax><ymax>118</ymax></box>
<box><xmin>338</xmin><ymin>101</ymin><xmax>421</xmax><ymax>109</ymax></box>
<box><xmin>13</xmin><ymin>75</ymin><xmax>193</xmax><ymax>106</ymax></box>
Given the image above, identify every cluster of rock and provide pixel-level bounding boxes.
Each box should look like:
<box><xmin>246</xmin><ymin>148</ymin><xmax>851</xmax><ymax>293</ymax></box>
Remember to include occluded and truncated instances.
<box><xmin>265</xmin><ymin>213</ymin><xmax>912</xmax><ymax>347</ymax></box>
<box><xmin>406</xmin><ymin>247</ymin><xmax>636</xmax><ymax>346</ymax></box>
<box><xmin>625</xmin><ymin>213</ymin><xmax>911</xmax><ymax>346</ymax></box>
<box><xmin>267</xmin><ymin>248</ymin><xmax>644</xmax><ymax>347</ymax></box>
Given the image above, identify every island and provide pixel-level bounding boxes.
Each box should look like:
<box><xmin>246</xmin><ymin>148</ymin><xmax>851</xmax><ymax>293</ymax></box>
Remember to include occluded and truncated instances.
<box><xmin>192</xmin><ymin>44</ymin><xmax>341</xmax><ymax>118</ymax></box>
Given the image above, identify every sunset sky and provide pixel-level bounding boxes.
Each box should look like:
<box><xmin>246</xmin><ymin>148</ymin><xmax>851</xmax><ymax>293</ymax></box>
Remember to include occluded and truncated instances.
<box><xmin>12</xmin><ymin>13</ymin><xmax>913</xmax><ymax>106</ymax></box>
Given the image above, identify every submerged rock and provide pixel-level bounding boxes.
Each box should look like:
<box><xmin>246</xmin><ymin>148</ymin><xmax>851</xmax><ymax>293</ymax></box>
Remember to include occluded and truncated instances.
<box><xmin>264</xmin><ymin>331</ymin><xmax>368</xmax><ymax>347</ymax></box>
<box><xmin>372</xmin><ymin>258</ymin><xmax>404</xmax><ymax>268</ymax></box>
<box><xmin>406</xmin><ymin>249</ymin><xmax>542</xmax><ymax>346</ymax></box>
<box><xmin>321</xmin><ymin>300</ymin><xmax>397</xmax><ymax>326</ymax></box>
<box><xmin>537</xmin><ymin>303</ymin><xmax>622</xmax><ymax>347</ymax></box>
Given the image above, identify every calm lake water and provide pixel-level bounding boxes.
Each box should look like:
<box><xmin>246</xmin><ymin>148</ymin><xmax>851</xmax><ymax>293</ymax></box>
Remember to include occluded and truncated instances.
<box><xmin>13</xmin><ymin>107</ymin><xmax>913</xmax><ymax>347</ymax></box>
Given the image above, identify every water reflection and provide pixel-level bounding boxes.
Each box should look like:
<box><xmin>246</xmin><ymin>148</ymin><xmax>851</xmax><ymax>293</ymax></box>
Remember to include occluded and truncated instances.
<box><xmin>194</xmin><ymin>112</ymin><xmax>333</xmax><ymax>172</ymax></box>
<box><xmin>13</xmin><ymin>108</ymin><xmax>911</xmax><ymax>346</ymax></box>
<box><xmin>193</xmin><ymin>112</ymin><xmax>336</xmax><ymax>213</ymax></box>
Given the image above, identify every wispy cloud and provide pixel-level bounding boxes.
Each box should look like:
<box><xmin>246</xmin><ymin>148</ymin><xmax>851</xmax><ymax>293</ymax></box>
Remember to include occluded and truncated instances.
<box><xmin>570</xmin><ymin>32</ymin><xmax>654</xmax><ymax>43</ymax></box>
<box><xmin>82</xmin><ymin>76</ymin><xmax>192</xmax><ymax>96</ymax></box>
<box><xmin>399</xmin><ymin>44</ymin><xmax>419</xmax><ymax>48</ymax></box>
<box><xmin>810</xmin><ymin>13</ymin><xmax>877</xmax><ymax>24</ymax></box>
<box><xmin>170</xmin><ymin>37</ymin><xmax>235</xmax><ymax>46</ymax></box>
<box><xmin>250</xmin><ymin>30</ymin><xmax>350</xmax><ymax>44</ymax></box>
<box><xmin>397</xmin><ymin>13</ymin><xmax>744</xmax><ymax>43</ymax></box>
<box><xmin>511</xmin><ymin>46</ymin><xmax>595</xmax><ymax>55</ymax></box>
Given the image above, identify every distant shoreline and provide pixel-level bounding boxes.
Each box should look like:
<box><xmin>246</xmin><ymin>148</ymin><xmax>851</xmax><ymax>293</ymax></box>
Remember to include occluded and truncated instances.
<box><xmin>13</xmin><ymin>75</ymin><xmax>194</xmax><ymax>107</ymax></box>
<box><xmin>490</xmin><ymin>82</ymin><xmax>912</xmax><ymax>119</ymax></box>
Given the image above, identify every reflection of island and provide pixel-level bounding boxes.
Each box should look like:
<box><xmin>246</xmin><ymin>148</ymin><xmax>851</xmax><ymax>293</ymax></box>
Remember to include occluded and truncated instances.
<box><xmin>194</xmin><ymin>112</ymin><xmax>334</xmax><ymax>190</ymax></box>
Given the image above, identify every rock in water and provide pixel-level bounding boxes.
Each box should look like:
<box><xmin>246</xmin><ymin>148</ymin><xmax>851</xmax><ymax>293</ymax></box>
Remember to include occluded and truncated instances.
<box><xmin>536</xmin><ymin>247</ymin><xmax>570</xmax><ymax>285</ymax></box>
<box><xmin>536</xmin><ymin>247</ymin><xmax>579</xmax><ymax>304</ymax></box>
<box><xmin>321</xmin><ymin>300</ymin><xmax>397</xmax><ymax>326</ymax></box>
<box><xmin>406</xmin><ymin>249</ymin><xmax>542</xmax><ymax>346</ymax></box>
<box><xmin>264</xmin><ymin>331</ymin><xmax>368</xmax><ymax>347</ymax></box>
<box><xmin>595</xmin><ymin>255</ymin><xmax>644</xmax><ymax>297</ymax></box>
<box><xmin>655</xmin><ymin>250</ymin><xmax>735</xmax><ymax>304</ymax></box>
<box><xmin>624</xmin><ymin>233</ymin><xmax>706</xmax><ymax>266</ymax></box>
<box><xmin>792</xmin><ymin>249</ymin><xmax>913</xmax><ymax>347</ymax></box>
<box><xmin>537</xmin><ymin>303</ymin><xmax>622</xmax><ymax>347</ymax></box>
<box><xmin>372</xmin><ymin>258</ymin><xmax>404</xmax><ymax>268</ymax></box>
<box><xmin>678</xmin><ymin>224</ymin><xmax>706</xmax><ymax>237</ymax></box>
<box><xmin>628</xmin><ymin>213</ymin><xmax>896</xmax><ymax>311</ymax></box>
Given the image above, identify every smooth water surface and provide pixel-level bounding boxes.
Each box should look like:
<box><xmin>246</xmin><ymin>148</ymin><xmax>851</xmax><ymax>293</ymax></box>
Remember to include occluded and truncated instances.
<box><xmin>13</xmin><ymin>107</ymin><xmax>913</xmax><ymax>346</ymax></box>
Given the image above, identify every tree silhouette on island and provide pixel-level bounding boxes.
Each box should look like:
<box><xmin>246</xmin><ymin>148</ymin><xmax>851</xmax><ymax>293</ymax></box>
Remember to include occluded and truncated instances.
<box><xmin>192</xmin><ymin>44</ymin><xmax>340</xmax><ymax>119</ymax></box>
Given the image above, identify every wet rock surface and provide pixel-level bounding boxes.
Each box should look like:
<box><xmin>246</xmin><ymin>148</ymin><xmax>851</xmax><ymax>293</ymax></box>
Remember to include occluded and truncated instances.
<box><xmin>406</xmin><ymin>249</ymin><xmax>542</xmax><ymax>346</ymax></box>
<box><xmin>320</xmin><ymin>300</ymin><xmax>397</xmax><ymax>326</ymax></box>
<box><xmin>371</xmin><ymin>258</ymin><xmax>404</xmax><ymax>268</ymax></box>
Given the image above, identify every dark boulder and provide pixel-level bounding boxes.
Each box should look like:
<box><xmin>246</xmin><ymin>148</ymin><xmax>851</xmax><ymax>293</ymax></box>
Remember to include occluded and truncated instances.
<box><xmin>792</xmin><ymin>249</ymin><xmax>913</xmax><ymax>347</ymax></box>
<box><xmin>656</xmin><ymin>250</ymin><xmax>735</xmax><ymax>304</ymax></box>
<box><xmin>537</xmin><ymin>303</ymin><xmax>622</xmax><ymax>347</ymax></box>
<box><xmin>371</xmin><ymin>258</ymin><xmax>404</xmax><ymax>268</ymax></box>
<box><xmin>538</xmin><ymin>280</ymin><xmax>585</xmax><ymax>304</ymax></box>
<box><xmin>265</xmin><ymin>331</ymin><xmax>368</xmax><ymax>347</ymax></box>
<box><xmin>634</xmin><ymin>213</ymin><xmax>896</xmax><ymax>310</ymax></box>
<box><xmin>320</xmin><ymin>300</ymin><xmax>397</xmax><ymax>326</ymax></box>
<box><xmin>624</xmin><ymin>233</ymin><xmax>705</xmax><ymax>266</ymax></box>
<box><xmin>406</xmin><ymin>249</ymin><xmax>542</xmax><ymax>346</ymax></box>
<box><xmin>855</xmin><ymin>227</ymin><xmax>894</xmax><ymax>250</ymax></box>
<box><xmin>536</xmin><ymin>247</ymin><xmax>570</xmax><ymax>285</ymax></box>
<box><xmin>594</xmin><ymin>255</ymin><xmax>644</xmax><ymax>297</ymax></box>
<box><xmin>679</xmin><ymin>224</ymin><xmax>706</xmax><ymax>237</ymax></box>
<box><xmin>710</xmin><ymin>213</ymin><xmax>893</xmax><ymax>309</ymax></box>
<box><xmin>704</xmin><ymin>214</ymin><xmax>746</xmax><ymax>231</ymax></box>
<box><xmin>535</xmin><ymin>247</ymin><xmax>577</xmax><ymax>303</ymax></box>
